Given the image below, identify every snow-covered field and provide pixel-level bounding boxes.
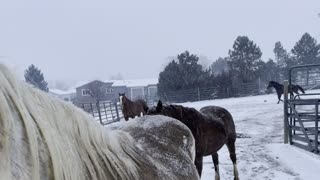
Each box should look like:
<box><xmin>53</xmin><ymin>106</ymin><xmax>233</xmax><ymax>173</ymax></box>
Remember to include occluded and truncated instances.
<box><xmin>179</xmin><ymin>93</ymin><xmax>320</xmax><ymax>180</ymax></box>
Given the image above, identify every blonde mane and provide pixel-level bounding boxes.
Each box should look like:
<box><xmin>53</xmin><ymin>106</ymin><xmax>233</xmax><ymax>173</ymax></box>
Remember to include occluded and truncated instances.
<box><xmin>0</xmin><ymin>65</ymin><xmax>145</xmax><ymax>180</ymax></box>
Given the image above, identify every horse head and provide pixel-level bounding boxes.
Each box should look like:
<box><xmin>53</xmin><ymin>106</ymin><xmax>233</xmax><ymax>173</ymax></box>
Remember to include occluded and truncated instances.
<box><xmin>267</xmin><ymin>81</ymin><xmax>272</xmax><ymax>88</ymax></box>
<box><xmin>119</xmin><ymin>93</ymin><xmax>126</xmax><ymax>104</ymax></box>
<box><xmin>267</xmin><ymin>81</ymin><xmax>276</xmax><ymax>89</ymax></box>
<box><xmin>148</xmin><ymin>100</ymin><xmax>183</xmax><ymax>122</ymax></box>
<box><xmin>147</xmin><ymin>100</ymin><xmax>162</xmax><ymax>115</ymax></box>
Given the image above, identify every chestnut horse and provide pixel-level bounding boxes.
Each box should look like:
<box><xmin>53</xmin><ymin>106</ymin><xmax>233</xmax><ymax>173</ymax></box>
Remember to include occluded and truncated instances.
<box><xmin>147</xmin><ymin>100</ymin><xmax>239</xmax><ymax>180</ymax></box>
<box><xmin>119</xmin><ymin>93</ymin><xmax>148</xmax><ymax>121</ymax></box>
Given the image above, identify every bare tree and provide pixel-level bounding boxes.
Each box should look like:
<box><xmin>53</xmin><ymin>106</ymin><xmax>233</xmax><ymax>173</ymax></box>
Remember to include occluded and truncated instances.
<box><xmin>87</xmin><ymin>81</ymin><xmax>106</xmax><ymax>103</ymax></box>
<box><xmin>87</xmin><ymin>80</ymin><xmax>106</xmax><ymax>124</ymax></box>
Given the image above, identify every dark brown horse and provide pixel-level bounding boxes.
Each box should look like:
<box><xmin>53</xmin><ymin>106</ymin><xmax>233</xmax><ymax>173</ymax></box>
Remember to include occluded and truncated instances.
<box><xmin>267</xmin><ymin>81</ymin><xmax>305</xmax><ymax>104</ymax></box>
<box><xmin>119</xmin><ymin>93</ymin><xmax>149</xmax><ymax>121</ymax></box>
<box><xmin>147</xmin><ymin>100</ymin><xmax>239</xmax><ymax>180</ymax></box>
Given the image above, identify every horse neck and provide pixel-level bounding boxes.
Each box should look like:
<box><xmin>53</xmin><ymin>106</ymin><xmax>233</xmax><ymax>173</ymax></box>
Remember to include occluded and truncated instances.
<box><xmin>169</xmin><ymin>106</ymin><xmax>200</xmax><ymax>126</ymax></box>
<box><xmin>271</xmin><ymin>82</ymin><xmax>282</xmax><ymax>89</ymax></box>
<box><xmin>122</xmin><ymin>96</ymin><xmax>134</xmax><ymax>107</ymax></box>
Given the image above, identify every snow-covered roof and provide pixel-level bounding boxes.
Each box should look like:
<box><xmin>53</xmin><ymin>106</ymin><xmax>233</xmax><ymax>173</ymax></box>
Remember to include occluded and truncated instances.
<box><xmin>51</xmin><ymin>78</ymin><xmax>158</xmax><ymax>95</ymax></box>
<box><xmin>107</xmin><ymin>78</ymin><xmax>158</xmax><ymax>87</ymax></box>
<box><xmin>50</xmin><ymin>88</ymin><xmax>76</xmax><ymax>95</ymax></box>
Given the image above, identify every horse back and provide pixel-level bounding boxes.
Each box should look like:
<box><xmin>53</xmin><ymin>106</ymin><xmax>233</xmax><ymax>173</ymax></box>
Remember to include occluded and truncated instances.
<box><xmin>134</xmin><ymin>99</ymin><xmax>149</xmax><ymax>113</ymax></box>
<box><xmin>113</xmin><ymin>115</ymin><xmax>200</xmax><ymax>180</ymax></box>
<box><xmin>200</xmin><ymin>106</ymin><xmax>236</xmax><ymax>139</ymax></box>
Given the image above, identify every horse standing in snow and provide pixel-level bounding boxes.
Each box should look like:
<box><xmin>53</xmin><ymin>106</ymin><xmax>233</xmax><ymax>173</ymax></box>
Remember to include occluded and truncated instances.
<box><xmin>0</xmin><ymin>64</ymin><xmax>199</xmax><ymax>180</ymax></box>
<box><xmin>147</xmin><ymin>100</ymin><xmax>239</xmax><ymax>180</ymax></box>
<box><xmin>119</xmin><ymin>93</ymin><xmax>148</xmax><ymax>121</ymax></box>
<box><xmin>267</xmin><ymin>81</ymin><xmax>305</xmax><ymax>104</ymax></box>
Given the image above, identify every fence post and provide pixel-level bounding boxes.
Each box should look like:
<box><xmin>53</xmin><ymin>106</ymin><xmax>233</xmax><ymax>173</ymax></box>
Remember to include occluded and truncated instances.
<box><xmin>164</xmin><ymin>92</ymin><xmax>169</xmax><ymax>102</ymax></box>
<box><xmin>283</xmin><ymin>80</ymin><xmax>289</xmax><ymax>144</ymax></box>
<box><xmin>306</xmin><ymin>67</ymin><xmax>309</xmax><ymax>86</ymax></box>
<box><xmin>114</xmin><ymin>102</ymin><xmax>120</xmax><ymax>121</ymax></box>
<box><xmin>197</xmin><ymin>88</ymin><xmax>200</xmax><ymax>101</ymax></box>
<box><xmin>258</xmin><ymin>77</ymin><xmax>261</xmax><ymax>92</ymax></box>
<box><xmin>89</xmin><ymin>103</ymin><xmax>94</xmax><ymax>117</ymax></box>
<box><xmin>97</xmin><ymin>102</ymin><xmax>103</xmax><ymax>125</ymax></box>
<box><xmin>315</xmin><ymin>103</ymin><xmax>319</xmax><ymax>153</ymax></box>
<box><xmin>109</xmin><ymin>102</ymin><xmax>114</xmax><ymax>120</ymax></box>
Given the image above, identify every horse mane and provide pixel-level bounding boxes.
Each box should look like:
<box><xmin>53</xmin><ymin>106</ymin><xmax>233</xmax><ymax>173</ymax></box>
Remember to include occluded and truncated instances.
<box><xmin>162</xmin><ymin>104</ymin><xmax>225</xmax><ymax>129</ymax></box>
<box><xmin>269</xmin><ymin>81</ymin><xmax>281</xmax><ymax>85</ymax></box>
<box><xmin>0</xmin><ymin>65</ymin><xmax>144</xmax><ymax>180</ymax></box>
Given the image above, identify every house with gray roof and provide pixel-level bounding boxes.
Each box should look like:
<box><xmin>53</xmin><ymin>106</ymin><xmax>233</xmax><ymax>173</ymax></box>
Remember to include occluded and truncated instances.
<box><xmin>73</xmin><ymin>78</ymin><xmax>158</xmax><ymax>106</ymax></box>
<box><xmin>74</xmin><ymin>80</ymin><xmax>127</xmax><ymax>104</ymax></box>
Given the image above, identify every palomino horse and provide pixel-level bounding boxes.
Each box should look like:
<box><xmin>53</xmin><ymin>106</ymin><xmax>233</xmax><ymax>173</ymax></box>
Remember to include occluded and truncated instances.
<box><xmin>148</xmin><ymin>100</ymin><xmax>239</xmax><ymax>180</ymax></box>
<box><xmin>119</xmin><ymin>93</ymin><xmax>148</xmax><ymax>121</ymax></box>
<box><xmin>0</xmin><ymin>65</ymin><xmax>199</xmax><ymax>180</ymax></box>
<box><xmin>267</xmin><ymin>81</ymin><xmax>305</xmax><ymax>104</ymax></box>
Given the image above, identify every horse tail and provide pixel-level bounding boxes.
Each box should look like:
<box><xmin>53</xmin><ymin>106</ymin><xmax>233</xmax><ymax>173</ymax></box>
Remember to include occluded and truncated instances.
<box><xmin>297</xmin><ymin>85</ymin><xmax>305</xmax><ymax>94</ymax></box>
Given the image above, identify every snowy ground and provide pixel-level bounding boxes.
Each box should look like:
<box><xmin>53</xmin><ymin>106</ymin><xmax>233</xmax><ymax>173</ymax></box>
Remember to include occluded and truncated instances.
<box><xmin>179</xmin><ymin>93</ymin><xmax>320</xmax><ymax>180</ymax></box>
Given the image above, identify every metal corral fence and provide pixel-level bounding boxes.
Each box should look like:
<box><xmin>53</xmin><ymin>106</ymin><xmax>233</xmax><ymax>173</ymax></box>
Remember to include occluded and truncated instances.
<box><xmin>284</xmin><ymin>64</ymin><xmax>320</xmax><ymax>155</ymax></box>
<box><xmin>159</xmin><ymin>79</ymin><xmax>267</xmax><ymax>103</ymax></box>
<box><xmin>291</xmin><ymin>66</ymin><xmax>320</xmax><ymax>90</ymax></box>
<box><xmin>76</xmin><ymin>101</ymin><xmax>123</xmax><ymax>126</ymax></box>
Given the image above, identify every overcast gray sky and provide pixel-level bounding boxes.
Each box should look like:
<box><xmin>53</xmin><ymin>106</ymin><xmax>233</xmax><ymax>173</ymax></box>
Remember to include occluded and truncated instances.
<box><xmin>0</xmin><ymin>0</ymin><xmax>319</xmax><ymax>87</ymax></box>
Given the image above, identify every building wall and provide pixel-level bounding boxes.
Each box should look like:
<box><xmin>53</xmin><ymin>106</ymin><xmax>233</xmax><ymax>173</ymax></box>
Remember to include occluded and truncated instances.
<box><xmin>75</xmin><ymin>81</ymin><xmax>128</xmax><ymax>104</ymax></box>
<box><xmin>128</xmin><ymin>84</ymin><xmax>158</xmax><ymax>101</ymax></box>
<box><xmin>74</xmin><ymin>81</ymin><xmax>158</xmax><ymax>104</ymax></box>
<box><xmin>108</xmin><ymin>86</ymin><xmax>128</xmax><ymax>102</ymax></box>
<box><xmin>75</xmin><ymin>81</ymin><xmax>112</xmax><ymax>104</ymax></box>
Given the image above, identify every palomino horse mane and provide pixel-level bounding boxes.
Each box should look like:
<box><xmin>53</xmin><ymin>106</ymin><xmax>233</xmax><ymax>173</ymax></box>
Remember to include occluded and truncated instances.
<box><xmin>0</xmin><ymin>65</ymin><xmax>144</xmax><ymax>180</ymax></box>
<box><xmin>0</xmin><ymin>64</ymin><xmax>199</xmax><ymax>180</ymax></box>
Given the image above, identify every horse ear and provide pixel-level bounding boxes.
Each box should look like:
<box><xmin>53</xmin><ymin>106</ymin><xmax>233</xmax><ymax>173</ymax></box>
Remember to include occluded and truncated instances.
<box><xmin>156</xmin><ymin>100</ymin><xmax>163</xmax><ymax>112</ymax></box>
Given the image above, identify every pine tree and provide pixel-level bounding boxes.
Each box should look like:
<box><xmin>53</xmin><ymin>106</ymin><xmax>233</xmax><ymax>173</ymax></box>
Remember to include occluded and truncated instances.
<box><xmin>158</xmin><ymin>51</ymin><xmax>214</xmax><ymax>96</ymax></box>
<box><xmin>211</xmin><ymin>57</ymin><xmax>230</xmax><ymax>76</ymax></box>
<box><xmin>24</xmin><ymin>64</ymin><xmax>49</xmax><ymax>92</ymax></box>
<box><xmin>158</xmin><ymin>60</ymin><xmax>181</xmax><ymax>93</ymax></box>
<box><xmin>256</xmin><ymin>59</ymin><xmax>279</xmax><ymax>82</ymax></box>
<box><xmin>273</xmin><ymin>41</ymin><xmax>293</xmax><ymax>80</ymax></box>
<box><xmin>228</xmin><ymin>36</ymin><xmax>262</xmax><ymax>83</ymax></box>
<box><xmin>291</xmin><ymin>33</ymin><xmax>320</xmax><ymax>65</ymax></box>
<box><xmin>214</xmin><ymin>71</ymin><xmax>232</xmax><ymax>98</ymax></box>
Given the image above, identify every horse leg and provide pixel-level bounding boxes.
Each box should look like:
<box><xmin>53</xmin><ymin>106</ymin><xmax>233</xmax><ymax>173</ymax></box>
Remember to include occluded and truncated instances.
<box><xmin>226</xmin><ymin>139</ymin><xmax>239</xmax><ymax>180</ymax></box>
<box><xmin>277</xmin><ymin>93</ymin><xmax>283</xmax><ymax>104</ymax></box>
<box><xmin>124</xmin><ymin>115</ymin><xmax>129</xmax><ymax>121</ymax></box>
<box><xmin>194</xmin><ymin>154</ymin><xmax>203</xmax><ymax>177</ymax></box>
<box><xmin>294</xmin><ymin>90</ymin><xmax>301</xmax><ymax>99</ymax></box>
<box><xmin>212</xmin><ymin>153</ymin><xmax>220</xmax><ymax>180</ymax></box>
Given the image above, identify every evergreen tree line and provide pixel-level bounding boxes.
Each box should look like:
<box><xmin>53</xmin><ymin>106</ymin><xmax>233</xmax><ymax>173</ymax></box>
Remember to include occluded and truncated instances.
<box><xmin>158</xmin><ymin>33</ymin><xmax>320</xmax><ymax>101</ymax></box>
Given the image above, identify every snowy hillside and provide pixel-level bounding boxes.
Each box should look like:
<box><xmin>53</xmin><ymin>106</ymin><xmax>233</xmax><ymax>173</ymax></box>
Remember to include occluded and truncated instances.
<box><xmin>179</xmin><ymin>93</ymin><xmax>320</xmax><ymax>180</ymax></box>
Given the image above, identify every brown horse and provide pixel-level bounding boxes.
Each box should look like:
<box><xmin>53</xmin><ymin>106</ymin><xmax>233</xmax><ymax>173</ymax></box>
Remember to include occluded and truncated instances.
<box><xmin>119</xmin><ymin>93</ymin><xmax>149</xmax><ymax>121</ymax></box>
<box><xmin>147</xmin><ymin>100</ymin><xmax>239</xmax><ymax>180</ymax></box>
<box><xmin>267</xmin><ymin>81</ymin><xmax>305</xmax><ymax>104</ymax></box>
